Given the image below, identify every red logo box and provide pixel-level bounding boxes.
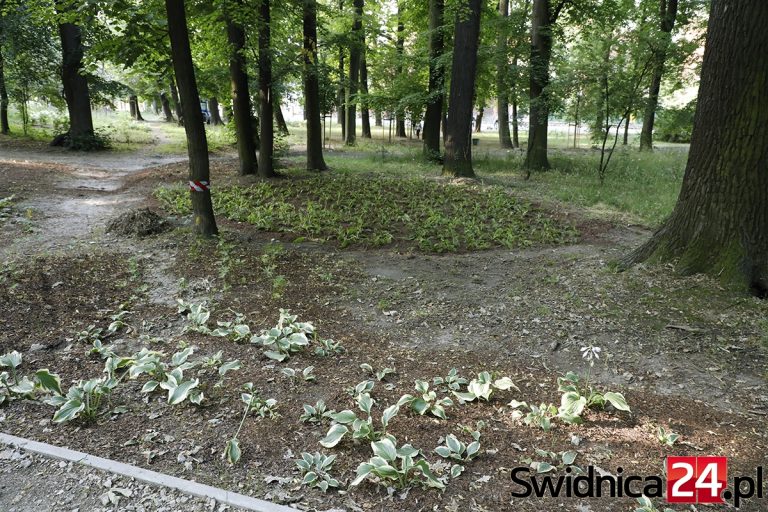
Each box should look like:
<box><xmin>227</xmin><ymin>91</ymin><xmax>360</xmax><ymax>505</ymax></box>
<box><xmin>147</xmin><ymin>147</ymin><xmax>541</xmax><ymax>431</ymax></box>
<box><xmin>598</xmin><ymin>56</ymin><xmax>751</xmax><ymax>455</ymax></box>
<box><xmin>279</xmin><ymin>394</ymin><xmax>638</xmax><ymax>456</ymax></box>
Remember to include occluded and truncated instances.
<box><xmin>667</xmin><ymin>456</ymin><xmax>728</xmax><ymax>504</ymax></box>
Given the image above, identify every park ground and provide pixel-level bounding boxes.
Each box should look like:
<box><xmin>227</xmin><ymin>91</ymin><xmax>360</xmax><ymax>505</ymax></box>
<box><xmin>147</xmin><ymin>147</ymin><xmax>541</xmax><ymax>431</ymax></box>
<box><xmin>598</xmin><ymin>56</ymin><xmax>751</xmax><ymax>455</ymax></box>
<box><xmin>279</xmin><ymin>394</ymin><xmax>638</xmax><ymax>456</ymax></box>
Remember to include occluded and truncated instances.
<box><xmin>0</xmin><ymin>113</ymin><xmax>766</xmax><ymax>512</ymax></box>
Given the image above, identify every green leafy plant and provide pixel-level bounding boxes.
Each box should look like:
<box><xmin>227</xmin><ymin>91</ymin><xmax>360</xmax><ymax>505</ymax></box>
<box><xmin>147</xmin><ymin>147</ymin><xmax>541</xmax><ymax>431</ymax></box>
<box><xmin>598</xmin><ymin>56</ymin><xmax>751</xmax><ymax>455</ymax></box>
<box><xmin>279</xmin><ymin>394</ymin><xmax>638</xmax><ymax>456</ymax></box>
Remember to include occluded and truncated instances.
<box><xmin>177</xmin><ymin>300</ymin><xmax>211</xmax><ymax>333</ymax></box>
<box><xmin>250</xmin><ymin>309</ymin><xmax>314</xmax><ymax>361</ymax></box>
<box><xmin>347</xmin><ymin>380</ymin><xmax>375</xmax><ymax>398</ymax></box>
<box><xmin>314</xmin><ymin>337</ymin><xmax>344</xmax><ymax>357</ymax></box>
<box><xmin>433</xmin><ymin>368</ymin><xmax>468</xmax><ymax>392</ymax></box>
<box><xmin>453</xmin><ymin>371</ymin><xmax>518</xmax><ymax>403</ymax></box>
<box><xmin>350</xmin><ymin>438</ymin><xmax>444</xmax><ymax>489</ymax></box>
<box><xmin>522</xmin><ymin>449</ymin><xmax>581</xmax><ymax>474</ymax></box>
<box><xmin>129</xmin><ymin>348</ymin><xmax>202</xmax><ymax>405</ymax></box>
<box><xmin>225</xmin><ymin>383</ymin><xmax>279</xmax><ymax>464</ymax></box>
<box><xmin>0</xmin><ymin>351</ymin><xmax>35</xmax><ymax>405</ymax></box>
<box><xmin>397</xmin><ymin>380</ymin><xmax>454</xmax><ymax>419</ymax></box>
<box><xmin>296</xmin><ymin>452</ymin><xmax>340</xmax><ymax>492</ymax></box>
<box><xmin>360</xmin><ymin>363</ymin><xmax>396</xmax><ymax>382</ymax></box>
<box><xmin>75</xmin><ymin>325</ymin><xmax>104</xmax><ymax>344</ymax></box>
<box><xmin>281</xmin><ymin>366</ymin><xmax>316</xmax><ymax>382</ymax></box>
<box><xmin>300</xmin><ymin>400</ymin><xmax>336</xmax><ymax>424</ymax></box>
<box><xmin>434</xmin><ymin>430</ymin><xmax>481</xmax><ymax>478</ymax></box>
<box><xmin>210</xmin><ymin>312</ymin><xmax>251</xmax><ymax>342</ymax></box>
<box><xmin>320</xmin><ymin>393</ymin><xmax>399</xmax><ymax>448</ymax></box>
<box><xmin>50</xmin><ymin>377</ymin><xmax>117</xmax><ymax>423</ymax></box>
<box><xmin>509</xmin><ymin>401</ymin><xmax>558</xmax><ymax>432</ymax></box>
<box><xmin>657</xmin><ymin>426</ymin><xmax>680</xmax><ymax>447</ymax></box>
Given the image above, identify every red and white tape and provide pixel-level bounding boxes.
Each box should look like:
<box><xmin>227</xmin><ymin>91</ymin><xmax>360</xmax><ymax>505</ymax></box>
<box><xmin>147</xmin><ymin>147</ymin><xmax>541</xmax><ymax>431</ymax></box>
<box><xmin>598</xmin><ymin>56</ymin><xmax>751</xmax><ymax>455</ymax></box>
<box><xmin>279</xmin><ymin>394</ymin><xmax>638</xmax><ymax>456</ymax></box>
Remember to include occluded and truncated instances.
<box><xmin>189</xmin><ymin>180</ymin><xmax>210</xmax><ymax>192</ymax></box>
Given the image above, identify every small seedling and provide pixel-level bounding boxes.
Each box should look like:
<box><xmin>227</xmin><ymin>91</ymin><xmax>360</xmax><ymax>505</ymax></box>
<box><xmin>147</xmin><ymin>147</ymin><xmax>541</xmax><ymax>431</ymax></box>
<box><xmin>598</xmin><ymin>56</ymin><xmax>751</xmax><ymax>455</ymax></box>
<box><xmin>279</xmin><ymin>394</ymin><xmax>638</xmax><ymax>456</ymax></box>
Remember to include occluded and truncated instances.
<box><xmin>300</xmin><ymin>400</ymin><xmax>336</xmax><ymax>423</ymax></box>
<box><xmin>657</xmin><ymin>426</ymin><xmax>680</xmax><ymax>447</ymax></box>
<box><xmin>296</xmin><ymin>452</ymin><xmax>340</xmax><ymax>492</ymax></box>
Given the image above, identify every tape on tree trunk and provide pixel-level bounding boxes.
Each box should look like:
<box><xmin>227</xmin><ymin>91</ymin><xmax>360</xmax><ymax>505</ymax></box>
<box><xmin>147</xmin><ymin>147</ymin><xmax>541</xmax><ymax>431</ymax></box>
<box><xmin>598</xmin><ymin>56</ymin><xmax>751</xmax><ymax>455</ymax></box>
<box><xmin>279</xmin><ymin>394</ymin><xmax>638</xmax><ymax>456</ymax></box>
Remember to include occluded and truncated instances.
<box><xmin>189</xmin><ymin>180</ymin><xmax>210</xmax><ymax>192</ymax></box>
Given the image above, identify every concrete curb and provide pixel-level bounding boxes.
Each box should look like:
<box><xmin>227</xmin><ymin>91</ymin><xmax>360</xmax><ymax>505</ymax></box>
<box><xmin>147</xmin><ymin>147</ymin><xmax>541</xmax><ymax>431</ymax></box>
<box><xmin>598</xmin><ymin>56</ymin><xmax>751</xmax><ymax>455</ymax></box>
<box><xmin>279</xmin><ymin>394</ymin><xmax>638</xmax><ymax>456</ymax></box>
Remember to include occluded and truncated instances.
<box><xmin>0</xmin><ymin>432</ymin><xmax>297</xmax><ymax>512</ymax></box>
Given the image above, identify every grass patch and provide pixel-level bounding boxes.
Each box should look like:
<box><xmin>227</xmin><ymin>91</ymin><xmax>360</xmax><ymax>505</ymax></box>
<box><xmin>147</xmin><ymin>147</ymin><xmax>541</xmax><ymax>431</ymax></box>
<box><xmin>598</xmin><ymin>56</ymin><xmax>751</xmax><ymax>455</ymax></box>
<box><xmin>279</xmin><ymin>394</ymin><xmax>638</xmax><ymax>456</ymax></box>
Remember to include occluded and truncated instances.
<box><xmin>155</xmin><ymin>174</ymin><xmax>577</xmax><ymax>252</ymax></box>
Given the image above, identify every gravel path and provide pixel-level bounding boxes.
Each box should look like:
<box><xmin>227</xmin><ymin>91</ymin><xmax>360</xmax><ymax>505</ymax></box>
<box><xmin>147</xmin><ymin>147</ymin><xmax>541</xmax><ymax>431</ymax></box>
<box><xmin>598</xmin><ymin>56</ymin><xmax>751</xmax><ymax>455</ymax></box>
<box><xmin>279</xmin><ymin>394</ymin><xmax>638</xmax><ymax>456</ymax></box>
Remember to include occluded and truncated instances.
<box><xmin>0</xmin><ymin>443</ymin><xmax>242</xmax><ymax>512</ymax></box>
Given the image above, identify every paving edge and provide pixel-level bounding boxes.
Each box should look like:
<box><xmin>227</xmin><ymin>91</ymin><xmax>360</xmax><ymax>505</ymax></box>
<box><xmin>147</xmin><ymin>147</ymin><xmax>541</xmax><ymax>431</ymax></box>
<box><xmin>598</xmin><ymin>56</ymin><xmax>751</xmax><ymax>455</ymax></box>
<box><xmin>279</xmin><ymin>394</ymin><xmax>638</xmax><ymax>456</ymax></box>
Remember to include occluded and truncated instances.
<box><xmin>0</xmin><ymin>432</ymin><xmax>297</xmax><ymax>512</ymax></box>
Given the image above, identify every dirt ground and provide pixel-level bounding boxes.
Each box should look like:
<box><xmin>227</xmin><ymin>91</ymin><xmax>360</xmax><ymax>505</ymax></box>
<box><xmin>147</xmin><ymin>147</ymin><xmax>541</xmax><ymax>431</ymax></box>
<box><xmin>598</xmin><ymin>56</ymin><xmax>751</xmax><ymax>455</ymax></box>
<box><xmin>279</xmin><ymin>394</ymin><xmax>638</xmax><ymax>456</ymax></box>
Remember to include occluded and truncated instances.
<box><xmin>0</xmin><ymin>129</ymin><xmax>766</xmax><ymax>512</ymax></box>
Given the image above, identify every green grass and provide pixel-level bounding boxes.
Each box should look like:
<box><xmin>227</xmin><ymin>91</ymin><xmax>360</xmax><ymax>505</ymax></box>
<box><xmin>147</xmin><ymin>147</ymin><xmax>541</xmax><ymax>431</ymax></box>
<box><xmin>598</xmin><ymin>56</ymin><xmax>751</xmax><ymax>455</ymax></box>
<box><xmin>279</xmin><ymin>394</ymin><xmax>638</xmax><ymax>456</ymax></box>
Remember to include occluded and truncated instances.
<box><xmin>155</xmin><ymin>173</ymin><xmax>577</xmax><ymax>252</ymax></box>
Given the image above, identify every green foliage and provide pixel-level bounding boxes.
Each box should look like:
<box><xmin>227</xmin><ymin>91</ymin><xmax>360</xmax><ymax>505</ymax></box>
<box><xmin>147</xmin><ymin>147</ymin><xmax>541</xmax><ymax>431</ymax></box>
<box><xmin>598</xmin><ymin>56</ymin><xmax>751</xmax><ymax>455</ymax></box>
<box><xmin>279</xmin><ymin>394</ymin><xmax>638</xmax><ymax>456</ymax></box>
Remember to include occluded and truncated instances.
<box><xmin>397</xmin><ymin>380</ymin><xmax>453</xmax><ymax>419</ymax></box>
<box><xmin>250</xmin><ymin>309</ymin><xmax>314</xmax><ymax>361</ymax></box>
<box><xmin>296</xmin><ymin>452</ymin><xmax>340</xmax><ymax>492</ymax></box>
<box><xmin>522</xmin><ymin>448</ymin><xmax>581</xmax><ymax>474</ymax></box>
<box><xmin>350</xmin><ymin>438</ymin><xmax>444</xmax><ymax>490</ymax></box>
<box><xmin>434</xmin><ymin>430</ymin><xmax>481</xmax><ymax>474</ymax></box>
<box><xmin>509</xmin><ymin>401</ymin><xmax>558</xmax><ymax>432</ymax></box>
<box><xmin>314</xmin><ymin>337</ymin><xmax>344</xmax><ymax>357</ymax></box>
<box><xmin>556</xmin><ymin>371</ymin><xmax>630</xmax><ymax>424</ymax></box>
<box><xmin>50</xmin><ymin>377</ymin><xmax>117</xmax><ymax>423</ymax></box>
<box><xmin>320</xmin><ymin>392</ymin><xmax>399</xmax><ymax>448</ymax></box>
<box><xmin>655</xmin><ymin>100</ymin><xmax>696</xmax><ymax>143</ymax></box>
<box><xmin>155</xmin><ymin>175</ymin><xmax>577</xmax><ymax>252</ymax></box>
<box><xmin>657</xmin><ymin>426</ymin><xmax>680</xmax><ymax>447</ymax></box>
<box><xmin>360</xmin><ymin>363</ymin><xmax>395</xmax><ymax>382</ymax></box>
<box><xmin>432</xmin><ymin>368</ymin><xmax>468</xmax><ymax>392</ymax></box>
<box><xmin>452</xmin><ymin>371</ymin><xmax>518</xmax><ymax>403</ymax></box>
<box><xmin>225</xmin><ymin>382</ymin><xmax>279</xmax><ymax>465</ymax></box>
<box><xmin>300</xmin><ymin>400</ymin><xmax>335</xmax><ymax>424</ymax></box>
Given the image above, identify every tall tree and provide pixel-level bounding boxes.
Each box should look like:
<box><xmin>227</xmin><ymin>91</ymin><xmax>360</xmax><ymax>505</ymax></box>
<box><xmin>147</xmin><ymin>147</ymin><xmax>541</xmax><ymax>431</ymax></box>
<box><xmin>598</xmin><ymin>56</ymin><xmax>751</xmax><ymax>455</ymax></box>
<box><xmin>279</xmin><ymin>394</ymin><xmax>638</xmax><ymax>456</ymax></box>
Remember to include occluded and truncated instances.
<box><xmin>165</xmin><ymin>0</ymin><xmax>218</xmax><ymax>237</ymax></box>
<box><xmin>344</xmin><ymin>0</ymin><xmax>363</xmax><ymax>145</ymax></box>
<box><xmin>55</xmin><ymin>5</ymin><xmax>94</xmax><ymax>143</ymax></box>
<box><xmin>443</xmin><ymin>0</ymin><xmax>482</xmax><ymax>178</ymax></box>
<box><xmin>624</xmin><ymin>0</ymin><xmax>768</xmax><ymax>294</ymax></box>
<box><xmin>258</xmin><ymin>0</ymin><xmax>276</xmax><ymax>177</ymax></box>
<box><xmin>360</xmin><ymin>49</ymin><xmax>371</xmax><ymax>138</ymax></box>
<box><xmin>226</xmin><ymin>3</ymin><xmax>258</xmax><ymax>175</ymax></box>
<box><xmin>496</xmin><ymin>0</ymin><xmax>513</xmax><ymax>148</ymax></box>
<box><xmin>394</xmin><ymin>4</ymin><xmax>406</xmax><ymax>138</ymax></box>
<box><xmin>209</xmin><ymin>97</ymin><xmax>223</xmax><ymax>125</ymax></box>
<box><xmin>422</xmin><ymin>0</ymin><xmax>445</xmax><ymax>161</ymax></box>
<box><xmin>639</xmin><ymin>0</ymin><xmax>678</xmax><ymax>151</ymax></box>
<box><xmin>129</xmin><ymin>95</ymin><xmax>144</xmax><ymax>120</ymax></box>
<box><xmin>0</xmin><ymin>40</ymin><xmax>8</xmax><ymax>135</ymax></box>
<box><xmin>302</xmin><ymin>0</ymin><xmax>327</xmax><ymax>170</ymax></box>
<box><xmin>524</xmin><ymin>0</ymin><xmax>565</xmax><ymax>170</ymax></box>
<box><xmin>160</xmin><ymin>92</ymin><xmax>174</xmax><ymax>122</ymax></box>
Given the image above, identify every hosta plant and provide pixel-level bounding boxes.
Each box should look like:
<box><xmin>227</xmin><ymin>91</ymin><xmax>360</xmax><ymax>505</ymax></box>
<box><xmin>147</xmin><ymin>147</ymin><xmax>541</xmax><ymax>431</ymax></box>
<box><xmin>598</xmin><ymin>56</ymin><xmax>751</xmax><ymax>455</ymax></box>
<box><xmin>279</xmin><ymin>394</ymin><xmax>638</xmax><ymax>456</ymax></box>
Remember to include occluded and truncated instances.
<box><xmin>557</xmin><ymin>371</ymin><xmax>630</xmax><ymax>424</ymax></box>
<box><xmin>522</xmin><ymin>448</ymin><xmax>581</xmax><ymax>474</ymax></box>
<box><xmin>397</xmin><ymin>380</ymin><xmax>453</xmax><ymax>419</ymax></box>
<box><xmin>657</xmin><ymin>426</ymin><xmax>680</xmax><ymax>447</ymax></box>
<box><xmin>347</xmin><ymin>380</ymin><xmax>375</xmax><ymax>399</ymax></box>
<box><xmin>453</xmin><ymin>371</ymin><xmax>518</xmax><ymax>403</ymax></box>
<box><xmin>434</xmin><ymin>431</ymin><xmax>481</xmax><ymax>478</ymax></box>
<box><xmin>281</xmin><ymin>366</ymin><xmax>316</xmax><ymax>382</ymax></box>
<box><xmin>210</xmin><ymin>313</ymin><xmax>251</xmax><ymax>342</ymax></box>
<box><xmin>314</xmin><ymin>337</ymin><xmax>344</xmax><ymax>357</ymax></box>
<box><xmin>177</xmin><ymin>300</ymin><xmax>211</xmax><ymax>333</ymax></box>
<box><xmin>0</xmin><ymin>351</ymin><xmax>35</xmax><ymax>404</ymax></box>
<box><xmin>320</xmin><ymin>393</ymin><xmax>399</xmax><ymax>448</ymax></box>
<box><xmin>350</xmin><ymin>438</ymin><xmax>444</xmax><ymax>490</ymax></box>
<box><xmin>432</xmin><ymin>368</ymin><xmax>468</xmax><ymax>392</ymax></box>
<box><xmin>250</xmin><ymin>309</ymin><xmax>314</xmax><ymax>361</ymax></box>
<box><xmin>360</xmin><ymin>363</ymin><xmax>396</xmax><ymax>382</ymax></box>
<box><xmin>50</xmin><ymin>377</ymin><xmax>117</xmax><ymax>423</ymax></box>
<box><xmin>130</xmin><ymin>348</ymin><xmax>202</xmax><ymax>405</ymax></box>
<box><xmin>225</xmin><ymin>383</ymin><xmax>279</xmax><ymax>464</ymax></box>
<box><xmin>508</xmin><ymin>400</ymin><xmax>558</xmax><ymax>432</ymax></box>
<box><xmin>300</xmin><ymin>400</ymin><xmax>336</xmax><ymax>424</ymax></box>
<box><xmin>296</xmin><ymin>452</ymin><xmax>340</xmax><ymax>492</ymax></box>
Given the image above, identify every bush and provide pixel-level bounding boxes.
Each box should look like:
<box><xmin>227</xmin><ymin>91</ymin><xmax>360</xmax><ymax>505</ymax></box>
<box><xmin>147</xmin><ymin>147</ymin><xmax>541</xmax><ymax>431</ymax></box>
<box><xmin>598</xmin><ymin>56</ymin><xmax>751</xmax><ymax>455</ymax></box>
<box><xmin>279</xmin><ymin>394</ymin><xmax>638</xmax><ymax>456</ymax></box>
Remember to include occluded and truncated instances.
<box><xmin>654</xmin><ymin>99</ymin><xmax>696</xmax><ymax>143</ymax></box>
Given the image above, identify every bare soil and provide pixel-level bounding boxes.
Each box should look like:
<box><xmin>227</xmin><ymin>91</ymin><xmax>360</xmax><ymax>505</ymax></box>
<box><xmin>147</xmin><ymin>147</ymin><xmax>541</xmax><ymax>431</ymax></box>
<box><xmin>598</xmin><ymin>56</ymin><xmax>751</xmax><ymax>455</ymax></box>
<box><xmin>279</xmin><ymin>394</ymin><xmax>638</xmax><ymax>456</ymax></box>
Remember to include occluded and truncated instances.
<box><xmin>0</xmin><ymin>132</ymin><xmax>766</xmax><ymax>512</ymax></box>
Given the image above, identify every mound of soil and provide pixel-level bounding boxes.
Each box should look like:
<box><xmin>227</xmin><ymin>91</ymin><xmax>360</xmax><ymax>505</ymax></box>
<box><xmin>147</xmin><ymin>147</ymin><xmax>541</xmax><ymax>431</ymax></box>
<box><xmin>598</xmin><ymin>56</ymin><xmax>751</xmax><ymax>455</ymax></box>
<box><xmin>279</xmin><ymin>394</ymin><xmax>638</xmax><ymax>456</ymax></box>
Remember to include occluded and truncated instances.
<box><xmin>106</xmin><ymin>208</ymin><xmax>167</xmax><ymax>237</ymax></box>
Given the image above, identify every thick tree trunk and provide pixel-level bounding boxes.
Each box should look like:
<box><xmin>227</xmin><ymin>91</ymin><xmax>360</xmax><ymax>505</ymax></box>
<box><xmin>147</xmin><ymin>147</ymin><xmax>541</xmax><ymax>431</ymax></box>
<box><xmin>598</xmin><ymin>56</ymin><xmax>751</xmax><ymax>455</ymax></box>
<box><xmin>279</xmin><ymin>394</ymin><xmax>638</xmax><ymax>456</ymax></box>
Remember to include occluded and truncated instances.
<box><xmin>624</xmin><ymin>0</ymin><xmax>768</xmax><ymax>294</ymax></box>
<box><xmin>160</xmin><ymin>92</ymin><xmax>174</xmax><ymax>122</ymax></box>
<box><xmin>302</xmin><ymin>0</ymin><xmax>327</xmax><ymax>170</ymax></box>
<box><xmin>226</xmin><ymin>12</ymin><xmax>258</xmax><ymax>175</ymax></box>
<box><xmin>129</xmin><ymin>98</ymin><xmax>136</xmax><ymax>118</ymax></box>
<box><xmin>0</xmin><ymin>44</ymin><xmax>8</xmax><ymax>135</ymax></box>
<box><xmin>524</xmin><ymin>0</ymin><xmax>554</xmax><ymax>170</ymax></box>
<box><xmin>130</xmin><ymin>95</ymin><xmax>144</xmax><ymax>121</ymax></box>
<box><xmin>422</xmin><ymin>0</ymin><xmax>445</xmax><ymax>161</ymax></box>
<box><xmin>337</xmin><ymin>0</ymin><xmax>345</xmax><ymax>139</ymax></box>
<box><xmin>639</xmin><ymin>0</ymin><xmax>678</xmax><ymax>151</ymax></box>
<box><xmin>395</xmin><ymin>8</ymin><xmax>407</xmax><ymax>138</ymax></box>
<box><xmin>169</xmin><ymin>79</ymin><xmax>183</xmax><ymax>125</ymax></box>
<box><xmin>497</xmin><ymin>0</ymin><xmax>513</xmax><ymax>148</ymax></box>
<box><xmin>345</xmin><ymin>0</ymin><xmax>363</xmax><ymax>145</ymax></box>
<box><xmin>442</xmin><ymin>0</ymin><xmax>482</xmax><ymax>178</ymax></box>
<box><xmin>474</xmin><ymin>107</ymin><xmax>483</xmax><ymax>133</ymax></box>
<box><xmin>511</xmin><ymin>99</ymin><xmax>519</xmax><ymax>148</ymax></box>
<box><xmin>258</xmin><ymin>0</ymin><xmax>276</xmax><ymax>177</ymax></box>
<box><xmin>209</xmin><ymin>97</ymin><xmax>223</xmax><ymax>125</ymax></box>
<box><xmin>360</xmin><ymin>53</ymin><xmax>371</xmax><ymax>138</ymax></box>
<box><xmin>165</xmin><ymin>0</ymin><xmax>218</xmax><ymax>237</ymax></box>
<box><xmin>274</xmin><ymin>98</ymin><xmax>289</xmax><ymax>135</ymax></box>
<box><xmin>56</xmin><ymin>17</ymin><xmax>94</xmax><ymax>140</ymax></box>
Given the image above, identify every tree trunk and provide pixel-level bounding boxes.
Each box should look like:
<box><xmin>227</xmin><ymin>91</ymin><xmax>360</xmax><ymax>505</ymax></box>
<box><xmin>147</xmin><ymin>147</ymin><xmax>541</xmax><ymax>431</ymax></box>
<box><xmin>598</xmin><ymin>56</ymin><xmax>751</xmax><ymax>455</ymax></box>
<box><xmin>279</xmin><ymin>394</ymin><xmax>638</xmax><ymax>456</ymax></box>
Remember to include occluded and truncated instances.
<box><xmin>169</xmin><ymin>79</ymin><xmax>183</xmax><ymax>125</ymax></box>
<box><xmin>165</xmin><ymin>0</ymin><xmax>218</xmax><ymax>237</ymax></box>
<box><xmin>226</xmin><ymin>11</ymin><xmax>258</xmax><ymax>175</ymax></box>
<box><xmin>209</xmin><ymin>97</ymin><xmax>223</xmax><ymax>125</ymax></box>
<box><xmin>422</xmin><ymin>0</ymin><xmax>445</xmax><ymax>161</ymax></box>
<box><xmin>345</xmin><ymin>0</ymin><xmax>363</xmax><ymax>145</ymax></box>
<box><xmin>639</xmin><ymin>0</ymin><xmax>678</xmax><ymax>151</ymax></box>
<box><xmin>160</xmin><ymin>92</ymin><xmax>174</xmax><ymax>122</ymax></box>
<box><xmin>0</xmin><ymin>43</ymin><xmax>8</xmax><ymax>135</ymax></box>
<box><xmin>274</xmin><ymin>98</ymin><xmax>289</xmax><ymax>135</ymax></box>
<box><xmin>624</xmin><ymin>0</ymin><xmax>768</xmax><ymax>294</ymax></box>
<box><xmin>337</xmin><ymin>1</ymin><xmax>345</xmax><ymax>139</ymax></box>
<box><xmin>152</xmin><ymin>96</ymin><xmax>160</xmax><ymax>115</ymax></box>
<box><xmin>623</xmin><ymin>117</ymin><xmax>629</xmax><ymax>145</ymax></box>
<box><xmin>375</xmin><ymin>110</ymin><xmax>382</xmax><ymax>127</ymax></box>
<box><xmin>442</xmin><ymin>0</ymin><xmax>482</xmax><ymax>178</ymax></box>
<box><xmin>497</xmin><ymin>0</ymin><xmax>513</xmax><ymax>148</ymax></box>
<box><xmin>511</xmin><ymin>98</ymin><xmax>519</xmax><ymax>148</ymax></box>
<box><xmin>524</xmin><ymin>0</ymin><xmax>555</xmax><ymax>171</ymax></box>
<box><xmin>129</xmin><ymin>97</ymin><xmax>136</xmax><ymax>118</ymax></box>
<box><xmin>130</xmin><ymin>95</ymin><xmax>144</xmax><ymax>121</ymax></box>
<box><xmin>360</xmin><ymin>53</ymin><xmax>371</xmax><ymax>138</ymax></box>
<box><xmin>302</xmin><ymin>0</ymin><xmax>327</xmax><ymax>170</ymax></box>
<box><xmin>395</xmin><ymin>7</ymin><xmax>407</xmax><ymax>138</ymax></box>
<box><xmin>474</xmin><ymin>106</ymin><xmax>483</xmax><ymax>132</ymax></box>
<box><xmin>258</xmin><ymin>0</ymin><xmax>276</xmax><ymax>177</ymax></box>
<box><xmin>56</xmin><ymin>16</ymin><xmax>94</xmax><ymax>140</ymax></box>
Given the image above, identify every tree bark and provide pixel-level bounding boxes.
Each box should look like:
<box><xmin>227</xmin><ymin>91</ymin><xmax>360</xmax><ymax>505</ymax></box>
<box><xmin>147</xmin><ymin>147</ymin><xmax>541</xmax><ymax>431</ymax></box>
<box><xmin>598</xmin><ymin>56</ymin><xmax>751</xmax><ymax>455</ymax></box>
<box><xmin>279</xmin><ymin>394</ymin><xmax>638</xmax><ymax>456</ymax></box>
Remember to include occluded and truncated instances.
<box><xmin>56</xmin><ymin>15</ymin><xmax>94</xmax><ymax>140</ymax></box>
<box><xmin>422</xmin><ymin>0</ymin><xmax>445</xmax><ymax>161</ymax></box>
<box><xmin>375</xmin><ymin>110</ymin><xmax>382</xmax><ymax>126</ymax></box>
<box><xmin>165</xmin><ymin>0</ymin><xmax>218</xmax><ymax>237</ymax></box>
<box><xmin>209</xmin><ymin>97</ymin><xmax>223</xmax><ymax>125</ymax></box>
<box><xmin>0</xmin><ymin>43</ymin><xmax>8</xmax><ymax>135</ymax></box>
<box><xmin>624</xmin><ymin>0</ymin><xmax>768</xmax><ymax>294</ymax></box>
<box><xmin>395</xmin><ymin>8</ymin><xmax>406</xmax><ymax>138</ymax></box>
<box><xmin>337</xmin><ymin>0</ymin><xmax>345</xmax><ymax>139</ymax></box>
<box><xmin>497</xmin><ymin>0</ymin><xmax>513</xmax><ymax>148</ymax></box>
<box><xmin>511</xmin><ymin>98</ymin><xmax>519</xmax><ymax>147</ymax></box>
<box><xmin>160</xmin><ymin>92</ymin><xmax>174</xmax><ymax>122</ymax></box>
<box><xmin>524</xmin><ymin>0</ymin><xmax>555</xmax><ymax>171</ymax></box>
<box><xmin>345</xmin><ymin>0</ymin><xmax>363</xmax><ymax>145</ymax></box>
<box><xmin>360</xmin><ymin>53</ymin><xmax>372</xmax><ymax>138</ymax></box>
<box><xmin>442</xmin><ymin>0</ymin><xmax>482</xmax><ymax>178</ymax></box>
<box><xmin>474</xmin><ymin>106</ymin><xmax>483</xmax><ymax>133</ymax></box>
<box><xmin>302</xmin><ymin>0</ymin><xmax>327</xmax><ymax>170</ymax></box>
<box><xmin>226</xmin><ymin>10</ymin><xmax>258</xmax><ymax>175</ymax></box>
<box><xmin>258</xmin><ymin>0</ymin><xmax>276</xmax><ymax>177</ymax></box>
<box><xmin>169</xmin><ymin>78</ymin><xmax>183</xmax><ymax>125</ymax></box>
<box><xmin>274</xmin><ymin>97</ymin><xmax>289</xmax><ymax>135</ymax></box>
<box><xmin>130</xmin><ymin>95</ymin><xmax>145</xmax><ymax>121</ymax></box>
<box><xmin>639</xmin><ymin>0</ymin><xmax>678</xmax><ymax>151</ymax></box>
